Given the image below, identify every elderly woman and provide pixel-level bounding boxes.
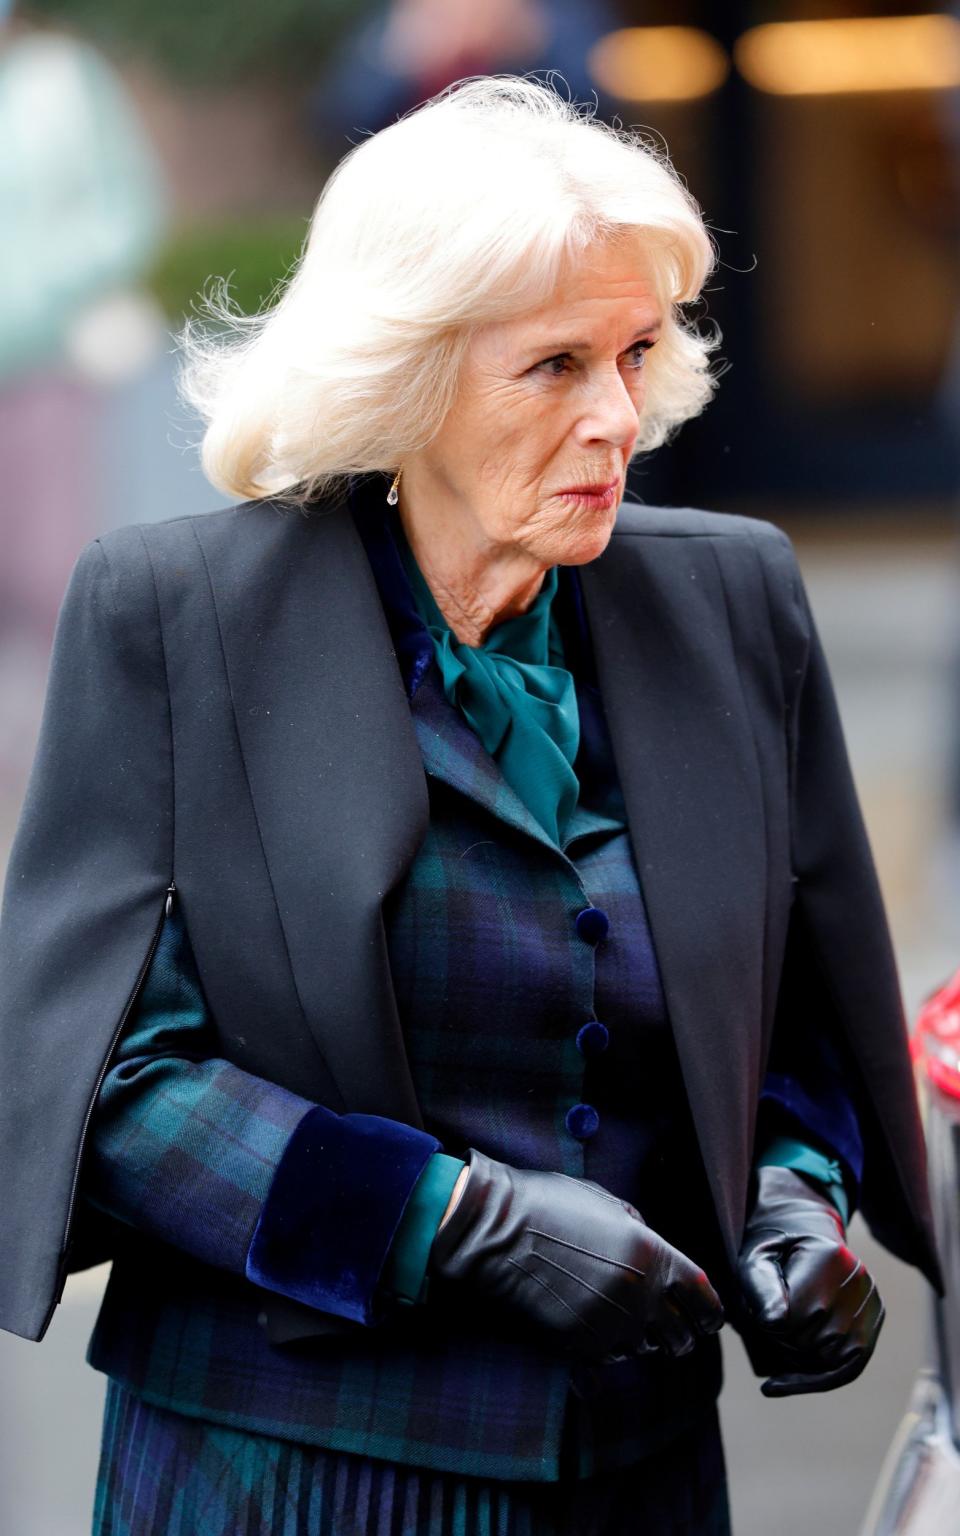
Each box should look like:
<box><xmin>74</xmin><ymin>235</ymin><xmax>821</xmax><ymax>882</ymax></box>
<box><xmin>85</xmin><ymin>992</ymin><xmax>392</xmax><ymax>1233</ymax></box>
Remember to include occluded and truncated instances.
<box><xmin>0</xmin><ymin>76</ymin><xmax>943</xmax><ymax>1536</ymax></box>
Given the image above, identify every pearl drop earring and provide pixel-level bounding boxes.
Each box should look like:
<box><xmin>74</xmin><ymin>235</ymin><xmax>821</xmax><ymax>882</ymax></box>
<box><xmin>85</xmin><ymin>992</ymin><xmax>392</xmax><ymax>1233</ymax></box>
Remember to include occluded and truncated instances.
<box><xmin>387</xmin><ymin>468</ymin><xmax>402</xmax><ymax>506</ymax></box>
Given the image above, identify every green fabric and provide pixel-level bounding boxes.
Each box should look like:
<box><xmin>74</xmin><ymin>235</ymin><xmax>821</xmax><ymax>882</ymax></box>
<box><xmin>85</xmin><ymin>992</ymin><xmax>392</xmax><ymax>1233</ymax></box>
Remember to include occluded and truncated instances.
<box><xmin>396</xmin><ymin>530</ymin><xmax>581</xmax><ymax>847</ymax></box>
<box><xmin>756</xmin><ymin>1135</ymin><xmax>849</xmax><ymax>1225</ymax></box>
<box><xmin>380</xmin><ymin>1152</ymin><xmax>467</xmax><ymax>1304</ymax></box>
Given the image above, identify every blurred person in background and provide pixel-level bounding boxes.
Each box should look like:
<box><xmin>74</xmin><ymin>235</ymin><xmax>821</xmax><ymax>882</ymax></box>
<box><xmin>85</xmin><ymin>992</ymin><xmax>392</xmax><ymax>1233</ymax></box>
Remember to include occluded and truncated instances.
<box><xmin>0</xmin><ymin>76</ymin><xmax>942</xmax><ymax>1536</ymax></box>
<box><xmin>0</xmin><ymin>0</ymin><xmax>166</xmax><ymax>805</ymax></box>
<box><xmin>307</xmin><ymin>0</ymin><xmax>619</xmax><ymax>143</ymax></box>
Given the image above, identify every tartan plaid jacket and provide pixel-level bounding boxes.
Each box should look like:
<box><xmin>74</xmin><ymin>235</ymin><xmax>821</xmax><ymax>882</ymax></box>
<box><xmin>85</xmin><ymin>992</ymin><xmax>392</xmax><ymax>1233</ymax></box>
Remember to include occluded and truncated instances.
<box><xmin>78</xmin><ymin>486</ymin><xmax>864</xmax><ymax>1480</ymax></box>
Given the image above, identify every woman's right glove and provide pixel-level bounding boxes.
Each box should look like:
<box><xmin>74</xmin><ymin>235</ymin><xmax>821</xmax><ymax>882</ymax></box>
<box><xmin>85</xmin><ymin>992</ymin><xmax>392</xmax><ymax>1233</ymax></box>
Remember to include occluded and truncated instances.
<box><xmin>427</xmin><ymin>1146</ymin><xmax>725</xmax><ymax>1365</ymax></box>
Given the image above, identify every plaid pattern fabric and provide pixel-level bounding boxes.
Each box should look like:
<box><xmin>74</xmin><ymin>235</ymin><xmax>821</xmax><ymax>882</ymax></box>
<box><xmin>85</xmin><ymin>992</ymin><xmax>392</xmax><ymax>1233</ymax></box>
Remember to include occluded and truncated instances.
<box><xmin>85</xmin><ymin>906</ymin><xmax>441</xmax><ymax>1330</ymax></box>
<box><xmin>90</xmin><ymin>1239</ymin><xmax>576</xmax><ymax>1482</ymax></box>
<box><xmin>88</xmin><ymin>667</ymin><xmax>725</xmax><ymax>1480</ymax></box>
<box><xmin>94</xmin><ymin>1377</ymin><xmax>731</xmax><ymax>1536</ymax></box>
<box><xmin>84</xmin><ymin>910</ymin><xmax>316</xmax><ymax>1276</ymax></box>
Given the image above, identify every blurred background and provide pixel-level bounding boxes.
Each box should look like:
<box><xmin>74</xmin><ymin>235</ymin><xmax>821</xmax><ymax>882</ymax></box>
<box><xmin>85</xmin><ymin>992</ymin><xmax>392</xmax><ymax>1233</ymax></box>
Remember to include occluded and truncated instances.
<box><xmin>1</xmin><ymin>0</ymin><xmax>959</xmax><ymax>1530</ymax></box>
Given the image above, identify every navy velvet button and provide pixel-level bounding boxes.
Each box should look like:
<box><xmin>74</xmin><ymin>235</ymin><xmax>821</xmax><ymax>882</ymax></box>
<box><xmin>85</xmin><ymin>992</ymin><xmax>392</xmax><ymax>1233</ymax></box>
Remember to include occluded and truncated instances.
<box><xmin>566</xmin><ymin>1103</ymin><xmax>600</xmax><ymax>1140</ymax></box>
<box><xmin>576</xmin><ymin>1021</ymin><xmax>610</xmax><ymax>1056</ymax></box>
<box><xmin>575</xmin><ymin>906</ymin><xmax>609</xmax><ymax>944</ymax></box>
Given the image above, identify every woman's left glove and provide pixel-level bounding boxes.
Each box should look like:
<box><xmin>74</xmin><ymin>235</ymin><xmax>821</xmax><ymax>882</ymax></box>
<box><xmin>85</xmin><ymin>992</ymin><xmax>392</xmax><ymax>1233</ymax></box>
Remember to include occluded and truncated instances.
<box><xmin>738</xmin><ymin>1165</ymin><xmax>884</xmax><ymax>1397</ymax></box>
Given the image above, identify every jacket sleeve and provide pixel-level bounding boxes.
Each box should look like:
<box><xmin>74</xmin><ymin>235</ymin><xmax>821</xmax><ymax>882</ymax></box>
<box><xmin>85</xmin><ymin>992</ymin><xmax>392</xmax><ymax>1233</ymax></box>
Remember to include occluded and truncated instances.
<box><xmin>752</xmin><ymin>524</ymin><xmax>941</xmax><ymax>1294</ymax></box>
<box><xmin>82</xmin><ymin>896</ymin><xmax>449</xmax><ymax>1327</ymax></box>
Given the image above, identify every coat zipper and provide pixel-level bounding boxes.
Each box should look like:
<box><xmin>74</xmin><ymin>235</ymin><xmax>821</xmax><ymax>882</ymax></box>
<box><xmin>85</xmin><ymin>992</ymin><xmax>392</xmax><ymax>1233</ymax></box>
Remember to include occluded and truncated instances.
<box><xmin>47</xmin><ymin>880</ymin><xmax>177</xmax><ymax>1323</ymax></box>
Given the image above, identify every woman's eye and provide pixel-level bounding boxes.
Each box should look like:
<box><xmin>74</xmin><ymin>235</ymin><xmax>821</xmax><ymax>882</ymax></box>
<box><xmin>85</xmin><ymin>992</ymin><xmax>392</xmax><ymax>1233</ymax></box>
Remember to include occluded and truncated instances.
<box><xmin>535</xmin><ymin>354</ymin><xmax>570</xmax><ymax>376</ymax></box>
<box><xmin>534</xmin><ymin>342</ymin><xmax>653</xmax><ymax>377</ymax></box>
<box><xmin>625</xmin><ymin>342</ymin><xmax>652</xmax><ymax>370</ymax></box>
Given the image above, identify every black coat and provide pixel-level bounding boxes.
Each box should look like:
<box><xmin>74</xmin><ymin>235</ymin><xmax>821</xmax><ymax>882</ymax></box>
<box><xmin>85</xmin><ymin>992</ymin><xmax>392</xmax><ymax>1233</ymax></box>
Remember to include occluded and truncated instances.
<box><xmin>0</xmin><ymin>489</ymin><xmax>944</xmax><ymax>1343</ymax></box>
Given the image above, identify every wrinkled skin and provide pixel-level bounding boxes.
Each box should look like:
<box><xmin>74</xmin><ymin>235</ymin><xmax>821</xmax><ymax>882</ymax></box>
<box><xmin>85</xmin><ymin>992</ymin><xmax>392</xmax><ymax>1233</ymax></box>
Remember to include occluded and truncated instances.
<box><xmin>398</xmin><ymin>233</ymin><xmax>662</xmax><ymax>645</ymax></box>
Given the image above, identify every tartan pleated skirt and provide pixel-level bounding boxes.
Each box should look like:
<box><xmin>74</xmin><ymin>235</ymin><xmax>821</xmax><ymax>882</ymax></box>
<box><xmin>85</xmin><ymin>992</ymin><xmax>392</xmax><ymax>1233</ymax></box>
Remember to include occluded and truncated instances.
<box><xmin>92</xmin><ymin>1379</ymin><xmax>733</xmax><ymax>1536</ymax></box>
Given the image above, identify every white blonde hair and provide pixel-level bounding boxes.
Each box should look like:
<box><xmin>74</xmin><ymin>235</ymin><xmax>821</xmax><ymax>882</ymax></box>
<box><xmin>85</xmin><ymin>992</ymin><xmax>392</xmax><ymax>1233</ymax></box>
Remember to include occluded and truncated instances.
<box><xmin>177</xmin><ymin>74</ymin><xmax>721</xmax><ymax>505</ymax></box>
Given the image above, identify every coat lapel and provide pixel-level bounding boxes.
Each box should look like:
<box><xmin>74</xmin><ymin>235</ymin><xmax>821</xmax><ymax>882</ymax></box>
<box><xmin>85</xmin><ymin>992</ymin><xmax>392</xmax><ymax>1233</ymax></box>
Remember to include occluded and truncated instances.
<box><xmin>409</xmin><ymin>663</ymin><xmax>563</xmax><ymax>855</ymax></box>
<box><xmin>194</xmin><ymin>499</ymin><xmax>430</xmax><ymax>1125</ymax></box>
<box><xmin>579</xmin><ymin>521</ymin><xmax>768</xmax><ymax>1261</ymax></box>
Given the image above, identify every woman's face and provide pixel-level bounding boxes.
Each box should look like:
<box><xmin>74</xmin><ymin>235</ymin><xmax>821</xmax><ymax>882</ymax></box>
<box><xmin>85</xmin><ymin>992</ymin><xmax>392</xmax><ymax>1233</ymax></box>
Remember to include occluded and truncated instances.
<box><xmin>405</xmin><ymin>236</ymin><xmax>663</xmax><ymax>568</ymax></box>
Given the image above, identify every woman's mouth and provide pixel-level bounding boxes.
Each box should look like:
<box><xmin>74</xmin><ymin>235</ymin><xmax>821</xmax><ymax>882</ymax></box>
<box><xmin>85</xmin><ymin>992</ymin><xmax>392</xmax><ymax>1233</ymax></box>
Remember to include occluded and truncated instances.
<box><xmin>556</xmin><ymin>480</ymin><xmax>620</xmax><ymax>510</ymax></box>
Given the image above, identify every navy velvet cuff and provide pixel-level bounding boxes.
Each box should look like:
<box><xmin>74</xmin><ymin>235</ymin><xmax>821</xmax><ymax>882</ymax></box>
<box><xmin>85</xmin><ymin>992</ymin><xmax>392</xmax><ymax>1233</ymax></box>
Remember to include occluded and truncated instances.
<box><xmin>758</xmin><ymin>1075</ymin><xmax>863</xmax><ymax>1206</ymax></box>
<box><xmin>245</xmin><ymin>1103</ymin><xmax>440</xmax><ymax>1326</ymax></box>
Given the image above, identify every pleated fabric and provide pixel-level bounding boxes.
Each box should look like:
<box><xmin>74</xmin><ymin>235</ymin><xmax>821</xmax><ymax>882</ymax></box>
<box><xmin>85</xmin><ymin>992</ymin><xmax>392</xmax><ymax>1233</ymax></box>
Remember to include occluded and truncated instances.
<box><xmin>92</xmin><ymin>1379</ymin><xmax>732</xmax><ymax>1536</ymax></box>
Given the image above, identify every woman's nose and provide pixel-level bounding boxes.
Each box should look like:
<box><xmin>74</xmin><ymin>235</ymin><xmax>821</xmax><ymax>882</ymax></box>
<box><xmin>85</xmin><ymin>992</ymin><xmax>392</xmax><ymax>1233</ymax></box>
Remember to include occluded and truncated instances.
<box><xmin>575</xmin><ymin>369</ymin><xmax>642</xmax><ymax>448</ymax></box>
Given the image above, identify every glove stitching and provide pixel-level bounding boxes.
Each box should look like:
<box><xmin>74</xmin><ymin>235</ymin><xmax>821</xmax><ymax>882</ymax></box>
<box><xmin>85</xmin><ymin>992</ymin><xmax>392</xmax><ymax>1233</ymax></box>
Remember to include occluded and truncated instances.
<box><xmin>848</xmin><ymin>1280</ymin><xmax>877</xmax><ymax>1324</ymax></box>
<box><xmin>834</xmin><ymin>1260</ymin><xmax>864</xmax><ymax>1291</ymax></box>
<box><xmin>506</xmin><ymin>1257</ymin><xmax>608</xmax><ymax>1345</ymax></box>
<box><xmin>527</xmin><ymin>1251</ymin><xmax>634</xmax><ymax>1317</ymax></box>
<box><xmin>525</xmin><ymin>1227</ymin><xmax>648</xmax><ymax>1278</ymax></box>
<box><xmin>547</xmin><ymin>1172</ymin><xmax>631</xmax><ymax>1207</ymax></box>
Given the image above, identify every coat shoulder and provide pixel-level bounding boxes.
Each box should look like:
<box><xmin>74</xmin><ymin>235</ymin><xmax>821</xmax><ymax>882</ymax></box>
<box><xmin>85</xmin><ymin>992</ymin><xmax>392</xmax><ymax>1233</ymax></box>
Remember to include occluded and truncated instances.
<box><xmin>612</xmin><ymin>500</ymin><xmax>802</xmax><ymax>618</ymax></box>
<box><xmin>613</xmin><ymin>499</ymin><xmax>792</xmax><ymax>553</ymax></box>
<box><xmin>608</xmin><ymin>500</ymin><xmax>809</xmax><ymax>684</ymax></box>
<box><xmin>91</xmin><ymin>498</ymin><xmax>312</xmax><ymax>606</ymax></box>
<box><xmin>96</xmin><ymin>498</ymin><xmax>284</xmax><ymax>563</ymax></box>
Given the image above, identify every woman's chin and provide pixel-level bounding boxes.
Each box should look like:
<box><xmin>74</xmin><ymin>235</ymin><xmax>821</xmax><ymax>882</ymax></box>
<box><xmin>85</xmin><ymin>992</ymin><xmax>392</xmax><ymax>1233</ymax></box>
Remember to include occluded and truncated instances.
<box><xmin>557</xmin><ymin>513</ymin><xmax>619</xmax><ymax>567</ymax></box>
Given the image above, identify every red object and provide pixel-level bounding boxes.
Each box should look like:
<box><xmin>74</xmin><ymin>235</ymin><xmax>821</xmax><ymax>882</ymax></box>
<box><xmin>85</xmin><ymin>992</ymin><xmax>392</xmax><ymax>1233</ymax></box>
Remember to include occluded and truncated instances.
<box><xmin>912</xmin><ymin>967</ymin><xmax>960</xmax><ymax>1099</ymax></box>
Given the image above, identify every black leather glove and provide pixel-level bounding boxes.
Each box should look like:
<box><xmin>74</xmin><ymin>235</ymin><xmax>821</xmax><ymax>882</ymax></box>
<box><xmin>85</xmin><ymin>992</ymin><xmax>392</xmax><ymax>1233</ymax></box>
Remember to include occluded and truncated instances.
<box><xmin>738</xmin><ymin>1164</ymin><xmax>884</xmax><ymax>1396</ymax></box>
<box><xmin>427</xmin><ymin>1146</ymin><xmax>725</xmax><ymax>1365</ymax></box>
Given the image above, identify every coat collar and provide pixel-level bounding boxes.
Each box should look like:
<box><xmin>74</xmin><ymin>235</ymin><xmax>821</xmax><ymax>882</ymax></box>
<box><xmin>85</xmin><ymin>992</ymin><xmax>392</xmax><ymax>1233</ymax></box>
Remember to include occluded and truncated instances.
<box><xmin>350</xmin><ymin>475</ymin><xmax>621</xmax><ymax>856</ymax></box>
<box><xmin>406</xmin><ymin>662</ymin><xmax>625</xmax><ymax>857</ymax></box>
<box><xmin>197</xmin><ymin>480</ymin><xmax>767</xmax><ymax>1265</ymax></box>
